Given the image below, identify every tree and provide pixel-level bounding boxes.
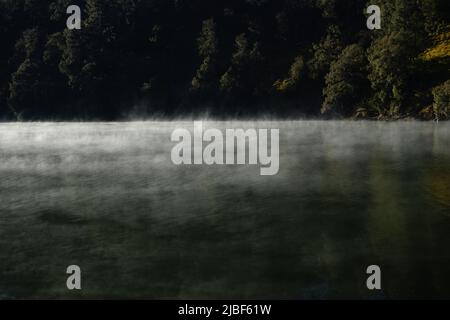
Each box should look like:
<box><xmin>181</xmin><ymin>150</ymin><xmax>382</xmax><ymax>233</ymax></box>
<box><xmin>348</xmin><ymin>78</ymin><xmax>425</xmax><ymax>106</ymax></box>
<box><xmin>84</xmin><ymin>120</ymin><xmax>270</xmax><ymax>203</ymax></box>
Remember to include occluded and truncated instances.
<box><xmin>308</xmin><ymin>25</ymin><xmax>344</xmax><ymax>80</ymax></box>
<box><xmin>191</xmin><ymin>18</ymin><xmax>219</xmax><ymax>94</ymax></box>
<box><xmin>420</xmin><ymin>0</ymin><xmax>450</xmax><ymax>36</ymax></box>
<box><xmin>7</xmin><ymin>28</ymin><xmax>45</xmax><ymax>119</ymax></box>
<box><xmin>367</xmin><ymin>31</ymin><xmax>415</xmax><ymax>118</ymax></box>
<box><xmin>0</xmin><ymin>1</ymin><xmax>9</xmax><ymax>118</ymax></box>
<box><xmin>0</xmin><ymin>0</ymin><xmax>447</xmax><ymax>119</ymax></box>
<box><xmin>59</xmin><ymin>0</ymin><xmax>131</xmax><ymax>118</ymax></box>
<box><xmin>322</xmin><ymin>44</ymin><xmax>368</xmax><ymax>116</ymax></box>
<box><xmin>432</xmin><ymin>80</ymin><xmax>450</xmax><ymax>120</ymax></box>
<box><xmin>220</xmin><ymin>32</ymin><xmax>263</xmax><ymax>95</ymax></box>
<box><xmin>273</xmin><ymin>55</ymin><xmax>306</xmax><ymax>93</ymax></box>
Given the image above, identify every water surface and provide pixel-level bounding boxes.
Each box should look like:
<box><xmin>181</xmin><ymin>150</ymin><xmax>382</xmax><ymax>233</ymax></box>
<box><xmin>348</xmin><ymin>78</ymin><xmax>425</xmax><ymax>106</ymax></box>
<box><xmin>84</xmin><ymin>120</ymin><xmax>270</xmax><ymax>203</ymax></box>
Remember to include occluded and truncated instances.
<box><xmin>1</xmin><ymin>121</ymin><xmax>450</xmax><ymax>299</ymax></box>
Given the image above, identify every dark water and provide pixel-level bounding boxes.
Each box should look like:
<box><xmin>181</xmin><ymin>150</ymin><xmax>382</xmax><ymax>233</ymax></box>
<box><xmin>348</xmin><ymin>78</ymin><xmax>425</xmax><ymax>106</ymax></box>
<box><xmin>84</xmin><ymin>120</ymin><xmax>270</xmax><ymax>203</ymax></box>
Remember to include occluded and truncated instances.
<box><xmin>1</xmin><ymin>121</ymin><xmax>450</xmax><ymax>299</ymax></box>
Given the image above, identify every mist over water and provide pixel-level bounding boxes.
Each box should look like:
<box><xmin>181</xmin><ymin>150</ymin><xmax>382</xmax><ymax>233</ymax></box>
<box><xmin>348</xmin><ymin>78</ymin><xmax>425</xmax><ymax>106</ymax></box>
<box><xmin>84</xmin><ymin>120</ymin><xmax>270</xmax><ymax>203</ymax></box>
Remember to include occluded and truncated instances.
<box><xmin>1</xmin><ymin>121</ymin><xmax>450</xmax><ymax>299</ymax></box>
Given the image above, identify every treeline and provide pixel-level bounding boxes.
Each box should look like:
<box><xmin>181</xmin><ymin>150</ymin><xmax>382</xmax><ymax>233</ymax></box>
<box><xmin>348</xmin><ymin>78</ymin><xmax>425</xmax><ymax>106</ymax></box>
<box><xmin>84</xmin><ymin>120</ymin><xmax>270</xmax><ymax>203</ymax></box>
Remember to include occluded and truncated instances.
<box><xmin>0</xmin><ymin>0</ymin><xmax>448</xmax><ymax>120</ymax></box>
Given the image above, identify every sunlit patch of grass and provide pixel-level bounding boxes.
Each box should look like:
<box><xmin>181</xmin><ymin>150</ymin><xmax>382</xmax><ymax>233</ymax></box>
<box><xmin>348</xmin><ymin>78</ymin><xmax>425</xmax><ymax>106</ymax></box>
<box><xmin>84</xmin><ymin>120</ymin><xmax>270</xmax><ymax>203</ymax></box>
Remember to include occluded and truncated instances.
<box><xmin>420</xmin><ymin>30</ymin><xmax>450</xmax><ymax>61</ymax></box>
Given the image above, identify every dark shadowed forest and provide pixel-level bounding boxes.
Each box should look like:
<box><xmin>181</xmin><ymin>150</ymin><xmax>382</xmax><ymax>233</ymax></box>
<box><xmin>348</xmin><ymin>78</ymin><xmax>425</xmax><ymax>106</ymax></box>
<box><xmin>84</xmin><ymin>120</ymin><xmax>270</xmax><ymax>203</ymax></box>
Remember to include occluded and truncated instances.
<box><xmin>0</xmin><ymin>0</ymin><xmax>449</xmax><ymax>120</ymax></box>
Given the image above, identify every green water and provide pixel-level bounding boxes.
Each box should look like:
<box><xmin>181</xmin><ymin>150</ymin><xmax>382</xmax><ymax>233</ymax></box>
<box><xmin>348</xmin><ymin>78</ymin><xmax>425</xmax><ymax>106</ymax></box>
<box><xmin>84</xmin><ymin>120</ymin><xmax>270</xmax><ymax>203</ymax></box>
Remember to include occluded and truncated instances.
<box><xmin>0</xmin><ymin>121</ymin><xmax>449</xmax><ymax>299</ymax></box>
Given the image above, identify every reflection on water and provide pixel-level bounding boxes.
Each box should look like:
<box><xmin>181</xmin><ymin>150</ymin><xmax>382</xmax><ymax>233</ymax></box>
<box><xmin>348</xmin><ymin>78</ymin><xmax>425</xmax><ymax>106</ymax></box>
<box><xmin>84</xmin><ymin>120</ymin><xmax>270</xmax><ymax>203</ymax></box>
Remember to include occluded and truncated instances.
<box><xmin>0</xmin><ymin>121</ymin><xmax>449</xmax><ymax>299</ymax></box>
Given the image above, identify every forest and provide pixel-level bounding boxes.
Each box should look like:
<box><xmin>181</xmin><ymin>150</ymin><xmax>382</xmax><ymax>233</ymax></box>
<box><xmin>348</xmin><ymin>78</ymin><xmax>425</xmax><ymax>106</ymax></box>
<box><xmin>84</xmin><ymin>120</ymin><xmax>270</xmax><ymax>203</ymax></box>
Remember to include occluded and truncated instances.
<box><xmin>0</xmin><ymin>0</ymin><xmax>449</xmax><ymax>120</ymax></box>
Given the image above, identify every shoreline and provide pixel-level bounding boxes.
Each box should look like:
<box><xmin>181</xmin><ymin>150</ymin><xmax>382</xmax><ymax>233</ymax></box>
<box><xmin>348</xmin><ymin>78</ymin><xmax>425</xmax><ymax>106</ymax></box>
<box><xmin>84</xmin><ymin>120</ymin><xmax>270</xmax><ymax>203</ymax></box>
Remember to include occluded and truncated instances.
<box><xmin>0</xmin><ymin>118</ymin><xmax>446</xmax><ymax>124</ymax></box>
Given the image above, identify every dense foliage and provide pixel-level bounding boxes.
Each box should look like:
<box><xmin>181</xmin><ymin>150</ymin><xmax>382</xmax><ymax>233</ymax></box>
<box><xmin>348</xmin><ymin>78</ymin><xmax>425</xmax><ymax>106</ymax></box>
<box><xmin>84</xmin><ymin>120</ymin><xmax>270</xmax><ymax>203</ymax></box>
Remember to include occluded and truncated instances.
<box><xmin>0</xmin><ymin>0</ymin><xmax>449</xmax><ymax>120</ymax></box>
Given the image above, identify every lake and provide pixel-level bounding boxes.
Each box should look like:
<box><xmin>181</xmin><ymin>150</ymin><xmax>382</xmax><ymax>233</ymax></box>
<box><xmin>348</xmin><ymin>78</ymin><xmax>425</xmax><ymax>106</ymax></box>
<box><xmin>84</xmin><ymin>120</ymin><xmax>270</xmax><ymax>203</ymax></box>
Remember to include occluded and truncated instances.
<box><xmin>1</xmin><ymin>121</ymin><xmax>450</xmax><ymax>299</ymax></box>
